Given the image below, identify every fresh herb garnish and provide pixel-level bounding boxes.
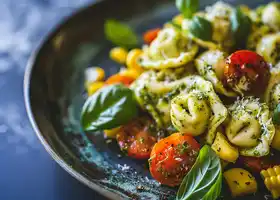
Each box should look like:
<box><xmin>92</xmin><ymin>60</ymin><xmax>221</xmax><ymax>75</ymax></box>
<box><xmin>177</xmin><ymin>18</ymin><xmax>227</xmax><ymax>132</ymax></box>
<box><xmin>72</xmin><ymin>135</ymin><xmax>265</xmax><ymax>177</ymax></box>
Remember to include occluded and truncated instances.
<box><xmin>189</xmin><ymin>16</ymin><xmax>213</xmax><ymax>41</ymax></box>
<box><xmin>176</xmin><ymin>0</ymin><xmax>199</xmax><ymax>19</ymax></box>
<box><xmin>273</xmin><ymin>103</ymin><xmax>280</xmax><ymax>125</ymax></box>
<box><xmin>230</xmin><ymin>7</ymin><xmax>252</xmax><ymax>46</ymax></box>
<box><xmin>81</xmin><ymin>84</ymin><xmax>138</xmax><ymax>131</ymax></box>
<box><xmin>104</xmin><ymin>19</ymin><xmax>139</xmax><ymax>48</ymax></box>
<box><xmin>176</xmin><ymin>145</ymin><xmax>222</xmax><ymax>200</ymax></box>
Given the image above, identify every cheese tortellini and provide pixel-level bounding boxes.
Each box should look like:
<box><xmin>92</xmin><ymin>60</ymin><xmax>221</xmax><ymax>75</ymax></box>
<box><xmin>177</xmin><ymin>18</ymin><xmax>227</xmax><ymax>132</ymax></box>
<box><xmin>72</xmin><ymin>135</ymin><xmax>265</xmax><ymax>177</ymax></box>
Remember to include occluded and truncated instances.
<box><xmin>138</xmin><ymin>28</ymin><xmax>198</xmax><ymax>69</ymax></box>
<box><xmin>265</xmin><ymin>66</ymin><xmax>280</xmax><ymax>150</ymax></box>
<box><xmin>131</xmin><ymin>69</ymin><xmax>227</xmax><ymax>144</ymax></box>
<box><xmin>131</xmin><ymin>66</ymin><xmax>197</xmax><ymax>127</ymax></box>
<box><xmin>170</xmin><ymin>76</ymin><xmax>227</xmax><ymax>144</ymax></box>
<box><xmin>261</xmin><ymin>2</ymin><xmax>280</xmax><ymax>31</ymax></box>
<box><xmin>247</xmin><ymin>25</ymin><xmax>272</xmax><ymax>51</ymax></box>
<box><xmin>257</xmin><ymin>33</ymin><xmax>280</xmax><ymax>65</ymax></box>
<box><xmin>226</xmin><ymin>97</ymin><xmax>275</xmax><ymax>157</ymax></box>
<box><xmin>195</xmin><ymin>50</ymin><xmax>237</xmax><ymax>97</ymax></box>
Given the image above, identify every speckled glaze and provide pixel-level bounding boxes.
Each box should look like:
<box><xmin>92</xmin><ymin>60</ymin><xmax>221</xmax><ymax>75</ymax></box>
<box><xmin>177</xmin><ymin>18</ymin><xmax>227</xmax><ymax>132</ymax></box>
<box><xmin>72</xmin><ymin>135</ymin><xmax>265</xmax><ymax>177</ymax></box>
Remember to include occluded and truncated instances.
<box><xmin>24</xmin><ymin>0</ymin><xmax>274</xmax><ymax>199</ymax></box>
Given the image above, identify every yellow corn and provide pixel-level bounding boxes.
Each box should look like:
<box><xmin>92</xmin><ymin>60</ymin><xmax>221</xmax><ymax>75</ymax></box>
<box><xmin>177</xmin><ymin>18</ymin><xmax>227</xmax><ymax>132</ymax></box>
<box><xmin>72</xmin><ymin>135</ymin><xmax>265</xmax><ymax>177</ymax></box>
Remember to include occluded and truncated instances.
<box><xmin>261</xmin><ymin>166</ymin><xmax>280</xmax><ymax>199</ymax></box>
<box><xmin>119</xmin><ymin>68</ymin><xmax>141</xmax><ymax>80</ymax></box>
<box><xmin>126</xmin><ymin>49</ymin><xmax>144</xmax><ymax>72</ymax></box>
<box><xmin>85</xmin><ymin>67</ymin><xmax>105</xmax><ymax>83</ymax></box>
<box><xmin>104</xmin><ymin>127</ymin><xmax>121</xmax><ymax>138</ymax></box>
<box><xmin>172</xmin><ymin>14</ymin><xmax>184</xmax><ymax>26</ymax></box>
<box><xmin>110</xmin><ymin>47</ymin><xmax>128</xmax><ymax>64</ymax></box>
<box><xmin>86</xmin><ymin>81</ymin><xmax>105</xmax><ymax>96</ymax></box>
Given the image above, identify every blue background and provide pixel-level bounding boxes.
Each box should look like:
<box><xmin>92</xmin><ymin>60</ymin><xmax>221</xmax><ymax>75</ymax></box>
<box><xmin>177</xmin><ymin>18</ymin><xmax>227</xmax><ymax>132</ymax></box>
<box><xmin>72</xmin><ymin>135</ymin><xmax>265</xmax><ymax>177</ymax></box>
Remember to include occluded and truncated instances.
<box><xmin>0</xmin><ymin>0</ymin><xmax>106</xmax><ymax>199</ymax></box>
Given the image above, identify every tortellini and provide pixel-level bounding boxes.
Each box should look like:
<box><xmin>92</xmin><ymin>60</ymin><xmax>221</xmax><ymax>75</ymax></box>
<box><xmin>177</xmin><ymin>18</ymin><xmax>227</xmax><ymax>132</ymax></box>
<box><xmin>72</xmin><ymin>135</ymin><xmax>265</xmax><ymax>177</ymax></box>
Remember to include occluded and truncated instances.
<box><xmin>226</xmin><ymin>97</ymin><xmax>275</xmax><ymax>157</ymax></box>
<box><xmin>246</xmin><ymin>25</ymin><xmax>272</xmax><ymax>51</ymax></box>
<box><xmin>195</xmin><ymin>50</ymin><xmax>237</xmax><ymax>97</ymax></box>
<box><xmin>138</xmin><ymin>27</ymin><xmax>198</xmax><ymax>69</ymax></box>
<box><xmin>264</xmin><ymin>67</ymin><xmax>280</xmax><ymax>150</ymax></box>
<box><xmin>256</xmin><ymin>33</ymin><xmax>280</xmax><ymax>65</ymax></box>
<box><xmin>261</xmin><ymin>2</ymin><xmax>280</xmax><ymax>31</ymax></box>
<box><xmin>265</xmin><ymin>67</ymin><xmax>280</xmax><ymax>110</ymax></box>
<box><xmin>131</xmin><ymin>70</ymin><xmax>228</xmax><ymax>144</ymax></box>
<box><xmin>131</xmin><ymin>66</ymin><xmax>197</xmax><ymax>127</ymax></box>
<box><xmin>170</xmin><ymin>76</ymin><xmax>228</xmax><ymax>144</ymax></box>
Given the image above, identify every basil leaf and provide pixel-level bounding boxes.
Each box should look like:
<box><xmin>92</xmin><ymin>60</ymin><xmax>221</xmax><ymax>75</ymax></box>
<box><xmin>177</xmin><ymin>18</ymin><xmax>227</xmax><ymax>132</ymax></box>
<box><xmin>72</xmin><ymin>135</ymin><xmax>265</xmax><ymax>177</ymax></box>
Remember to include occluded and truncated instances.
<box><xmin>176</xmin><ymin>0</ymin><xmax>199</xmax><ymax>19</ymax></box>
<box><xmin>230</xmin><ymin>7</ymin><xmax>252</xmax><ymax>46</ymax></box>
<box><xmin>104</xmin><ymin>19</ymin><xmax>139</xmax><ymax>48</ymax></box>
<box><xmin>81</xmin><ymin>84</ymin><xmax>138</xmax><ymax>131</ymax></box>
<box><xmin>189</xmin><ymin>16</ymin><xmax>213</xmax><ymax>41</ymax></box>
<box><xmin>273</xmin><ymin>103</ymin><xmax>280</xmax><ymax>125</ymax></box>
<box><xmin>176</xmin><ymin>145</ymin><xmax>222</xmax><ymax>200</ymax></box>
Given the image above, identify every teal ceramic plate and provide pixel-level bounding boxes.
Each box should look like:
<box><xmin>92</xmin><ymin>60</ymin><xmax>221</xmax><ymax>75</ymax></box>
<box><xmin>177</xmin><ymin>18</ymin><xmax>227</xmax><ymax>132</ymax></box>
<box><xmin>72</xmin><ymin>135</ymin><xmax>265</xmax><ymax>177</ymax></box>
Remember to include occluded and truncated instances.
<box><xmin>24</xmin><ymin>0</ymin><xmax>273</xmax><ymax>199</ymax></box>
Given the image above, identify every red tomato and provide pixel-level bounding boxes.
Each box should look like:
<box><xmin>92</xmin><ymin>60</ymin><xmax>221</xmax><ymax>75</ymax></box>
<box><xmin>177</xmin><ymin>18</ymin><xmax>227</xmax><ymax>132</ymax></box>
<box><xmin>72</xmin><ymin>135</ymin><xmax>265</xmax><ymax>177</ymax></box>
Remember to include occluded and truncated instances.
<box><xmin>239</xmin><ymin>156</ymin><xmax>275</xmax><ymax>172</ymax></box>
<box><xmin>143</xmin><ymin>28</ymin><xmax>161</xmax><ymax>44</ymax></box>
<box><xmin>149</xmin><ymin>132</ymin><xmax>200</xmax><ymax>187</ymax></box>
<box><xmin>224</xmin><ymin>50</ymin><xmax>270</xmax><ymax>94</ymax></box>
<box><xmin>116</xmin><ymin>118</ymin><xmax>156</xmax><ymax>160</ymax></box>
<box><xmin>106</xmin><ymin>74</ymin><xmax>135</xmax><ymax>86</ymax></box>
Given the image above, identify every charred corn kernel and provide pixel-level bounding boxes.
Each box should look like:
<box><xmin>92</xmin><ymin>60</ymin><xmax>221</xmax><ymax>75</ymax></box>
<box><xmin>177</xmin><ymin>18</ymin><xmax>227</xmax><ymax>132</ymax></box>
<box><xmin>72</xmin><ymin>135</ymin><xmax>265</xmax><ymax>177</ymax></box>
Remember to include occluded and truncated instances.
<box><xmin>172</xmin><ymin>14</ymin><xmax>183</xmax><ymax>25</ymax></box>
<box><xmin>85</xmin><ymin>67</ymin><xmax>105</xmax><ymax>83</ymax></box>
<box><xmin>119</xmin><ymin>68</ymin><xmax>141</xmax><ymax>80</ymax></box>
<box><xmin>104</xmin><ymin>127</ymin><xmax>121</xmax><ymax>138</ymax></box>
<box><xmin>109</xmin><ymin>47</ymin><xmax>128</xmax><ymax>64</ymax></box>
<box><xmin>126</xmin><ymin>49</ymin><xmax>143</xmax><ymax>72</ymax></box>
<box><xmin>87</xmin><ymin>81</ymin><xmax>105</xmax><ymax>96</ymax></box>
<box><xmin>261</xmin><ymin>166</ymin><xmax>280</xmax><ymax>199</ymax></box>
<box><xmin>224</xmin><ymin>168</ymin><xmax>258</xmax><ymax>197</ymax></box>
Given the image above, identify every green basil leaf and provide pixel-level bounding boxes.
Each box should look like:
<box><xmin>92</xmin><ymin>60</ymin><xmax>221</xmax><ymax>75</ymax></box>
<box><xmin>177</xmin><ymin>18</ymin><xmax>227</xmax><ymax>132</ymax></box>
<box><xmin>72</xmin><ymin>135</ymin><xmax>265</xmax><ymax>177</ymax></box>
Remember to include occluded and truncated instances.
<box><xmin>273</xmin><ymin>103</ymin><xmax>280</xmax><ymax>125</ymax></box>
<box><xmin>176</xmin><ymin>0</ymin><xmax>199</xmax><ymax>19</ymax></box>
<box><xmin>81</xmin><ymin>84</ymin><xmax>138</xmax><ymax>131</ymax></box>
<box><xmin>176</xmin><ymin>145</ymin><xmax>222</xmax><ymax>200</ymax></box>
<box><xmin>104</xmin><ymin>19</ymin><xmax>139</xmax><ymax>48</ymax></box>
<box><xmin>189</xmin><ymin>16</ymin><xmax>213</xmax><ymax>41</ymax></box>
<box><xmin>230</xmin><ymin>7</ymin><xmax>252</xmax><ymax>45</ymax></box>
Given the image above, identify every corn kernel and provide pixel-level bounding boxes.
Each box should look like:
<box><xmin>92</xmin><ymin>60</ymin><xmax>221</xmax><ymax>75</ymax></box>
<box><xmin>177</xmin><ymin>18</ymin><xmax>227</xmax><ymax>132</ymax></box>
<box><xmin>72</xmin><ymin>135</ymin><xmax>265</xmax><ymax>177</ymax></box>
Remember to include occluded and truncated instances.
<box><xmin>265</xmin><ymin>178</ymin><xmax>272</xmax><ymax>189</ymax></box>
<box><xmin>261</xmin><ymin>170</ymin><xmax>269</xmax><ymax>178</ymax></box>
<box><xmin>274</xmin><ymin>166</ymin><xmax>280</xmax><ymax>174</ymax></box>
<box><xmin>104</xmin><ymin>127</ymin><xmax>121</xmax><ymax>138</ymax></box>
<box><xmin>261</xmin><ymin>166</ymin><xmax>280</xmax><ymax>199</ymax></box>
<box><xmin>172</xmin><ymin>14</ymin><xmax>183</xmax><ymax>25</ymax></box>
<box><xmin>87</xmin><ymin>81</ymin><xmax>105</xmax><ymax>96</ymax></box>
<box><xmin>110</xmin><ymin>47</ymin><xmax>128</xmax><ymax>64</ymax></box>
<box><xmin>85</xmin><ymin>67</ymin><xmax>105</xmax><ymax>83</ymax></box>
<box><xmin>268</xmin><ymin>168</ymin><xmax>277</xmax><ymax>177</ymax></box>
<box><xmin>272</xmin><ymin>190</ymin><xmax>280</xmax><ymax>199</ymax></box>
<box><xmin>126</xmin><ymin>49</ymin><xmax>144</xmax><ymax>72</ymax></box>
<box><xmin>119</xmin><ymin>68</ymin><xmax>141</xmax><ymax>80</ymax></box>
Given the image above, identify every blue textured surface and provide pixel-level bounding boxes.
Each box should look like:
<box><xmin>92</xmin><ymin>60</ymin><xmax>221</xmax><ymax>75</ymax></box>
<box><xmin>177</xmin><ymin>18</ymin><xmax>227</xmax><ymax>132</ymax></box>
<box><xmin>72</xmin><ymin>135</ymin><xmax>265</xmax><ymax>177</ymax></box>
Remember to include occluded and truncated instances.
<box><xmin>0</xmin><ymin>0</ymin><xmax>106</xmax><ymax>199</ymax></box>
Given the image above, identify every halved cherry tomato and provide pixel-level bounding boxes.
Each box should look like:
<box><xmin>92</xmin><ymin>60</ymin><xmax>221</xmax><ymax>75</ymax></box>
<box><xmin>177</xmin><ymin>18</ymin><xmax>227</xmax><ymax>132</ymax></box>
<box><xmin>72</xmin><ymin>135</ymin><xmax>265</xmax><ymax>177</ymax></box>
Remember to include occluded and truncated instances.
<box><xmin>143</xmin><ymin>28</ymin><xmax>161</xmax><ymax>45</ymax></box>
<box><xmin>239</xmin><ymin>156</ymin><xmax>276</xmax><ymax>173</ymax></box>
<box><xmin>149</xmin><ymin>132</ymin><xmax>200</xmax><ymax>187</ymax></box>
<box><xmin>116</xmin><ymin>117</ymin><xmax>156</xmax><ymax>160</ymax></box>
<box><xmin>106</xmin><ymin>74</ymin><xmax>135</xmax><ymax>86</ymax></box>
<box><xmin>224</xmin><ymin>50</ymin><xmax>270</xmax><ymax>94</ymax></box>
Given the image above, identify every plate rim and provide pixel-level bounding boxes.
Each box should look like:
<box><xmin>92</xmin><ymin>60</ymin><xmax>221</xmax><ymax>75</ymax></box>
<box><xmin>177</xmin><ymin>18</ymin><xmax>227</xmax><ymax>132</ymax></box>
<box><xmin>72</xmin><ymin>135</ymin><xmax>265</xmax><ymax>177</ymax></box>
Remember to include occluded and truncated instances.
<box><xmin>23</xmin><ymin>1</ymin><xmax>123</xmax><ymax>199</ymax></box>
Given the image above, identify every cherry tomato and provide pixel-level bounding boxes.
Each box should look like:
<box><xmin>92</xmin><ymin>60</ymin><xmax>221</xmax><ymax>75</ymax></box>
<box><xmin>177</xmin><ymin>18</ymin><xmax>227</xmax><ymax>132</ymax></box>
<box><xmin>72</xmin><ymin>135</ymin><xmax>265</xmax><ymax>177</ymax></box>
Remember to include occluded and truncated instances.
<box><xmin>239</xmin><ymin>156</ymin><xmax>275</xmax><ymax>172</ymax></box>
<box><xmin>116</xmin><ymin>117</ymin><xmax>156</xmax><ymax>160</ymax></box>
<box><xmin>143</xmin><ymin>28</ymin><xmax>161</xmax><ymax>44</ymax></box>
<box><xmin>223</xmin><ymin>50</ymin><xmax>270</xmax><ymax>94</ymax></box>
<box><xmin>106</xmin><ymin>74</ymin><xmax>135</xmax><ymax>86</ymax></box>
<box><xmin>149</xmin><ymin>132</ymin><xmax>200</xmax><ymax>187</ymax></box>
